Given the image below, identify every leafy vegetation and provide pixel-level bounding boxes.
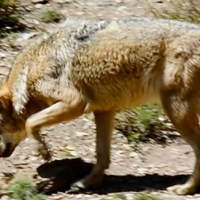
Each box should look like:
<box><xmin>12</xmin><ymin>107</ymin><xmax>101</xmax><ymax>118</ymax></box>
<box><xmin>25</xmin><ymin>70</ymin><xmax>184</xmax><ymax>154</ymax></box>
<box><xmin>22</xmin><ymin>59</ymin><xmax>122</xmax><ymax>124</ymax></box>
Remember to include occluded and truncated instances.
<box><xmin>115</xmin><ymin>104</ymin><xmax>166</xmax><ymax>144</ymax></box>
<box><xmin>101</xmin><ymin>194</ymin><xmax>126</xmax><ymax>200</ymax></box>
<box><xmin>134</xmin><ymin>194</ymin><xmax>163</xmax><ymax>200</ymax></box>
<box><xmin>8</xmin><ymin>178</ymin><xmax>46</xmax><ymax>200</ymax></box>
<box><xmin>101</xmin><ymin>193</ymin><xmax>163</xmax><ymax>200</ymax></box>
<box><xmin>41</xmin><ymin>9</ymin><xmax>62</xmax><ymax>23</ymax></box>
<box><xmin>151</xmin><ymin>0</ymin><xmax>200</xmax><ymax>24</ymax></box>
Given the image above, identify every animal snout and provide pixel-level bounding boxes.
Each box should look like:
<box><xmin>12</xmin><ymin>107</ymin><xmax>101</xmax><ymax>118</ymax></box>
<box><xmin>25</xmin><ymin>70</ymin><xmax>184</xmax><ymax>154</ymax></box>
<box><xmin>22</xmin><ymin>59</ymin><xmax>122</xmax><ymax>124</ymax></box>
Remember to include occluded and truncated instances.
<box><xmin>0</xmin><ymin>135</ymin><xmax>5</xmax><ymax>156</ymax></box>
<box><xmin>0</xmin><ymin>137</ymin><xmax>12</xmax><ymax>157</ymax></box>
<box><xmin>0</xmin><ymin>135</ymin><xmax>2</xmax><ymax>142</ymax></box>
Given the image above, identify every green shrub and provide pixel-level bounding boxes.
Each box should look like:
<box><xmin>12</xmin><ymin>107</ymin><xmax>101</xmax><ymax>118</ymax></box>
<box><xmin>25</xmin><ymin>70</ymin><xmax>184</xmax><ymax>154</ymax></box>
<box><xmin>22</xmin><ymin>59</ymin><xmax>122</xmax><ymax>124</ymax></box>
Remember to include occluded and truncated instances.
<box><xmin>115</xmin><ymin>104</ymin><xmax>165</xmax><ymax>143</ymax></box>
<box><xmin>41</xmin><ymin>9</ymin><xmax>62</xmax><ymax>23</ymax></box>
<box><xmin>8</xmin><ymin>178</ymin><xmax>46</xmax><ymax>200</ymax></box>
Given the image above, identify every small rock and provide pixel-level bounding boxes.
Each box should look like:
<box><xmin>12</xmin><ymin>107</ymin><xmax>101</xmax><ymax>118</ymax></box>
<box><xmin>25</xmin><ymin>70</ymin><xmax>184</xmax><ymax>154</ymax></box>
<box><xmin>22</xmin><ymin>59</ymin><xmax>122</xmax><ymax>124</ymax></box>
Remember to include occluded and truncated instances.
<box><xmin>66</xmin><ymin>145</ymin><xmax>76</xmax><ymax>151</ymax></box>
<box><xmin>58</xmin><ymin>145</ymin><xmax>65</xmax><ymax>151</ymax></box>
<box><xmin>0</xmin><ymin>195</ymin><xmax>10</xmax><ymax>200</ymax></box>
<box><xmin>129</xmin><ymin>152</ymin><xmax>139</xmax><ymax>158</ymax></box>
<box><xmin>122</xmin><ymin>144</ymin><xmax>132</xmax><ymax>151</ymax></box>
<box><xmin>142</xmin><ymin>146</ymin><xmax>151</xmax><ymax>152</ymax></box>
<box><xmin>158</xmin><ymin>116</ymin><xmax>165</xmax><ymax>122</ymax></box>
<box><xmin>49</xmin><ymin>194</ymin><xmax>66</xmax><ymax>199</ymax></box>
<box><xmin>70</xmin><ymin>151</ymin><xmax>79</xmax><ymax>157</ymax></box>
<box><xmin>194</xmin><ymin>194</ymin><xmax>200</xmax><ymax>198</ymax></box>
<box><xmin>75</xmin><ymin>131</ymin><xmax>87</xmax><ymax>137</ymax></box>
<box><xmin>11</xmin><ymin>169</ymin><xmax>17</xmax><ymax>174</ymax></box>
<box><xmin>20</xmin><ymin>155</ymin><xmax>29</xmax><ymax>161</ymax></box>
<box><xmin>17</xmin><ymin>32</ymin><xmax>38</xmax><ymax>42</ymax></box>
<box><xmin>117</xmin><ymin>6</ymin><xmax>126</xmax><ymax>12</ymax></box>
<box><xmin>76</xmin><ymin>194</ymin><xmax>84</xmax><ymax>199</ymax></box>
<box><xmin>30</xmin><ymin>156</ymin><xmax>40</xmax><ymax>161</ymax></box>
<box><xmin>0</xmin><ymin>52</ymin><xmax>7</xmax><ymax>58</ymax></box>
<box><xmin>35</xmin><ymin>3</ymin><xmax>44</xmax><ymax>8</ymax></box>
<box><xmin>76</xmin><ymin>12</ymin><xmax>84</xmax><ymax>16</ymax></box>
<box><xmin>54</xmin><ymin>0</ymin><xmax>72</xmax><ymax>3</ymax></box>
<box><xmin>137</xmin><ymin>167</ymin><xmax>148</xmax><ymax>174</ymax></box>
<box><xmin>32</xmin><ymin>19</ymin><xmax>40</xmax><ymax>25</ymax></box>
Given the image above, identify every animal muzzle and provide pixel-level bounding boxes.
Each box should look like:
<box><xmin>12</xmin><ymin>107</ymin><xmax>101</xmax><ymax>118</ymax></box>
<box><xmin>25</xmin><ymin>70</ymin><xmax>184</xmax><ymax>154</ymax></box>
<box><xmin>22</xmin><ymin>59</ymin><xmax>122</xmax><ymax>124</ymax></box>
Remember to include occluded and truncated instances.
<box><xmin>0</xmin><ymin>142</ymin><xmax>13</xmax><ymax>157</ymax></box>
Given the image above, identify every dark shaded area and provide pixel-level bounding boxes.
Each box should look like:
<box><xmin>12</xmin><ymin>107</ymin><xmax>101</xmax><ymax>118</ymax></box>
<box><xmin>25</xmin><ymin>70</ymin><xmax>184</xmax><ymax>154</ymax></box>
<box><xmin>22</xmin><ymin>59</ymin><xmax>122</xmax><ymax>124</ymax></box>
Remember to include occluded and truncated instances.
<box><xmin>37</xmin><ymin>158</ymin><xmax>94</xmax><ymax>194</ymax></box>
<box><xmin>97</xmin><ymin>174</ymin><xmax>188</xmax><ymax>195</ymax></box>
<box><xmin>36</xmin><ymin>158</ymin><xmax>191</xmax><ymax>195</ymax></box>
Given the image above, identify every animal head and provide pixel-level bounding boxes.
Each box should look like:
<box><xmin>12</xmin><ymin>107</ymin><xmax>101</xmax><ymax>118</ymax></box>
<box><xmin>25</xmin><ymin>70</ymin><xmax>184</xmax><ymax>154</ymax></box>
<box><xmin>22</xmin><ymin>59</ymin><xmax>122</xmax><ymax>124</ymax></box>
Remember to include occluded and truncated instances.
<box><xmin>0</xmin><ymin>84</ymin><xmax>26</xmax><ymax>157</ymax></box>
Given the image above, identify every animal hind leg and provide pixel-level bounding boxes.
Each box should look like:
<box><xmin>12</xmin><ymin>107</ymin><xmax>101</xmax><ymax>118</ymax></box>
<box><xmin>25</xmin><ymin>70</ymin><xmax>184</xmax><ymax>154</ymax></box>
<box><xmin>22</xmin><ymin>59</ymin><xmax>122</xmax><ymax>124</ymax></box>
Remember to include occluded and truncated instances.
<box><xmin>161</xmin><ymin>91</ymin><xmax>200</xmax><ymax>195</ymax></box>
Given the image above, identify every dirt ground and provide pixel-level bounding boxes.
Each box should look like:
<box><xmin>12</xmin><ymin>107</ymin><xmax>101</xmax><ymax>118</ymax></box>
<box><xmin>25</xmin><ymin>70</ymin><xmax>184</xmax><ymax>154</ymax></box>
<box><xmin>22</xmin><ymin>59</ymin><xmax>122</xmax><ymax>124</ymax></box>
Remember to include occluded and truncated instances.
<box><xmin>0</xmin><ymin>0</ymin><xmax>199</xmax><ymax>199</ymax></box>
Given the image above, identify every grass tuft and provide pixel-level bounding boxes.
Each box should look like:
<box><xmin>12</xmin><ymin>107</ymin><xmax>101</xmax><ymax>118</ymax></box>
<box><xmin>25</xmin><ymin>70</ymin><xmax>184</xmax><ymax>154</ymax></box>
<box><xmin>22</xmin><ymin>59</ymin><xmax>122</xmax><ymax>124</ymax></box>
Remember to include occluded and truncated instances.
<box><xmin>151</xmin><ymin>0</ymin><xmax>200</xmax><ymax>24</ymax></box>
<box><xmin>8</xmin><ymin>178</ymin><xmax>46</xmax><ymax>200</ymax></box>
<box><xmin>134</xmin><ymin>194</ymin><xmax>163</xmax><ymax>200</ymax></box>
<box><xmin>41</xmin><ymin>9</ymin><xmax>62</xmax><ymax>23</ymax></box>
<box><xmin>115</xmin><ymin>104</ymin><xmax>166</xmax><ymax>144</ymax></box>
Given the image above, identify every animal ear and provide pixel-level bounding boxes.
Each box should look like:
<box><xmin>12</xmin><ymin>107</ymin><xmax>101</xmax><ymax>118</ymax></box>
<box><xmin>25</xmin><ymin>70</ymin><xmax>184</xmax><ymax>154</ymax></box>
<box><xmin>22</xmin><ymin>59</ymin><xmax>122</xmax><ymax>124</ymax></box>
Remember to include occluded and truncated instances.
<box><xmin>0</xmin><ymin>84</ymin><xmax>12</xmax><ymax>109</ymax></box>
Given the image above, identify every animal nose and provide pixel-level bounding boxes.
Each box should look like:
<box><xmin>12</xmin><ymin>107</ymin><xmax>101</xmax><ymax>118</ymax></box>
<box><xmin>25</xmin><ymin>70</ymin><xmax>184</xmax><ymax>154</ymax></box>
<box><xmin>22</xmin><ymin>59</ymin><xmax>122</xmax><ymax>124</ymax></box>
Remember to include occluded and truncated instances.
<box><xmin>0</xmin><ymin>135</ymin><xmax>2</xmax><ymax>142</ymax></box>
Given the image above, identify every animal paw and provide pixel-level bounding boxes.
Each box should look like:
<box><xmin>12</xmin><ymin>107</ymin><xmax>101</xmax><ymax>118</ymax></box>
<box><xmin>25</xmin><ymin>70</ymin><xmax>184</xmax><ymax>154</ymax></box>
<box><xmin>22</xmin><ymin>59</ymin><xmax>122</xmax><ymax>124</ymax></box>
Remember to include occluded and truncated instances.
<box><xmin>38</xmin><ymin>144</ymin><xmax>52</xmax><ymax>161</ymax></box>
<box><xmin>70</xmin><ymin>180</ymin><xmax>86</xmax><ymax>192</ymax></box>
<box><xmin>70</xmin><ymin>173</ymin><xmax>104</xmax><ymax>192</ymax></box>
<box><xmin>167</xmin><ymin>183</ymin><xmax>195</xmax><ymax>195</ymax></box>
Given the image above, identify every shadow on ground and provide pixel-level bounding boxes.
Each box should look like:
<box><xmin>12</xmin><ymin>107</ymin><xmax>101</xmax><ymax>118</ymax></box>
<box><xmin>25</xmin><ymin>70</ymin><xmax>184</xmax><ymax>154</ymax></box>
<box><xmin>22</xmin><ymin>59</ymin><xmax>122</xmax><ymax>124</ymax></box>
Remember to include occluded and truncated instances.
<box><xmin>37</xmin><ymin>158</ymin><xmax>189</xmax><ymax>194</ymax></box>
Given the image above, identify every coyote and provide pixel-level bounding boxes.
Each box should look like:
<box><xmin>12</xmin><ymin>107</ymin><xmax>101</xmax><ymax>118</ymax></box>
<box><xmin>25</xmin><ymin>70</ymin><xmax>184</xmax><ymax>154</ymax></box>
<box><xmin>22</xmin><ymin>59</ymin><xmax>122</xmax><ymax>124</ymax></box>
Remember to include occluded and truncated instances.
<box><xmin>0</xmin><ymin>18</ymin><xmax>200</xmax><ymax>195</ymax></box>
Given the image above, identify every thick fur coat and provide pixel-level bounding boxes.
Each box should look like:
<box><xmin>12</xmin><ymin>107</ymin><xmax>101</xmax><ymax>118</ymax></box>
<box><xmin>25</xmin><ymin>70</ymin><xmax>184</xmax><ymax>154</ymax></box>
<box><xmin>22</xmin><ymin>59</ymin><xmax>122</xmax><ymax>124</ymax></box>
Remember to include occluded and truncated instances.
<box><xmin>0</xmin><ymin>18</ymin><xmax>200</xmax><ymax>195</ymax></box>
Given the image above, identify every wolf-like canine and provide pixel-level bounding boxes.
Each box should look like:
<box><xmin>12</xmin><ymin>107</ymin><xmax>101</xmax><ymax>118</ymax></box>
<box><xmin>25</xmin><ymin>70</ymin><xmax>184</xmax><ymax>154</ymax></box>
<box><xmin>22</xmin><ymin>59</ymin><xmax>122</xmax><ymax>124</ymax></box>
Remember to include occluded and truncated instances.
<box><xmin>0</xmin><ymin>18</ymin><xmax>200</xmax><ymax>195</ymax></box>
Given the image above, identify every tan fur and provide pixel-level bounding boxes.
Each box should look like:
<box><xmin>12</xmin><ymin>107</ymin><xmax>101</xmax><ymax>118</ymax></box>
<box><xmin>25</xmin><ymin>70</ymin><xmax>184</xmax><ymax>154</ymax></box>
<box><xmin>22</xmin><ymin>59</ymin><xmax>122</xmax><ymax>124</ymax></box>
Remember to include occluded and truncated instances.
<box><xmin>0</xmin><ymin>84</ymin><xmax>12</xmax><ymax>109</ymax></box>
<box><xmin>1</xmin><ymin>18</ymin><xmax>200</xmax><ymax>194</ymax></box>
